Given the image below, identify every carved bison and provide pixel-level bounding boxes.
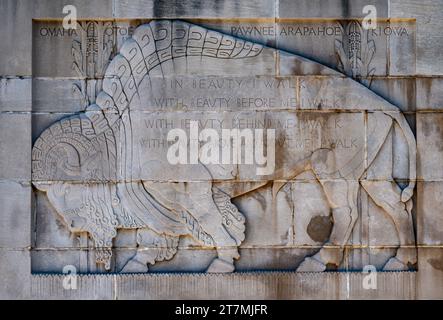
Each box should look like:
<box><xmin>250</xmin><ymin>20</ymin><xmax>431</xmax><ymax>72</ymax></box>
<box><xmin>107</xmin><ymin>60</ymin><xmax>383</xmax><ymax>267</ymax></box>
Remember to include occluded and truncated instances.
<box><xmin>32</xmin><ymin>20</ymin><xmax>416</xmax><ymax>272</ymax></box>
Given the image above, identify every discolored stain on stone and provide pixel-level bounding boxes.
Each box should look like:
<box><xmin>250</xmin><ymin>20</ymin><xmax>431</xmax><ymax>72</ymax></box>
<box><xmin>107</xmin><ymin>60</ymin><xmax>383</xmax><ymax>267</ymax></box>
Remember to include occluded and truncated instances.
<box><xmin>428</xmin><ymin>257</ymin><xmax>443</xmax><ymax>271</ymax></box>
<box><xmin>307</xmin><ymin>214</ymin><xmax>332</xmax><ymax>243</ymax></box>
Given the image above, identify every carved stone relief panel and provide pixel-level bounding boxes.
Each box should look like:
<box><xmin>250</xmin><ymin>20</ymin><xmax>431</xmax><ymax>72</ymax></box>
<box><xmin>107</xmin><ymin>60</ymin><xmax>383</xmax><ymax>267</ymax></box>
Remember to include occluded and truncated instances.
<box><xmin>31</xmin><ymin>19</ymin><xmax>417</xmax><ymax>274</ymax></box>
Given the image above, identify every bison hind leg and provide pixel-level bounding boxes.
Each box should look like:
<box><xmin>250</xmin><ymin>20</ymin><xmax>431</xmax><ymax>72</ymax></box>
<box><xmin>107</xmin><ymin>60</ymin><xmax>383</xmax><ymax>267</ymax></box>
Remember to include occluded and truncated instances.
<box><xmin>120</xmin><ymin>228</ymin><xmax>179</xmax><ymax>273</ymax></box>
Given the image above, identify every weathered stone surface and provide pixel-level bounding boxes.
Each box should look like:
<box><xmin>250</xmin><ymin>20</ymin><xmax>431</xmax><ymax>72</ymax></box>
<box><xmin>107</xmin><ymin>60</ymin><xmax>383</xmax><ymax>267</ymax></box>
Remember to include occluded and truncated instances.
<box><xmin>416</xmin><ymin>113</ymin><xmax>443</xmax><ymax>180</ymax></box>
<box><xmin>31</xmin><ymin>249</ymin><xmax>89</xmax><ymax>273</ymax></box>
<box><xmin>391</xmin><ymin>0</ymin><xmax>443</xmax><ymax>75</ymax></box>
<box><xmin>417</xmin><ymin>248</ymin><xmax>443</xmax><ymax>299</ymax></box>
<box><xmin>388</xmin><ymin>20</ymin><xmax>416</xmax><ymax>76</ymax></box>
<box><xmin>278</xmin><ymin>51</ymin><xmax>340</xmax><ymax>76</ymax></box>
<box><xmin>417</xmin><ymin>182</ymin><xmax>443</xmax><ymax>245</ymax></box>
<box><xmin>4</xmin><ymin>0</ymin><xmax>443</xmax><ymax>299</ymax></box>
<box><xmin>27</xmin><ymin>20</ymin><xmax>418</xmax><ymax>278</ymax></box>
<box><xmin>0</xmin><ymin>78</ymin><xmax>32</xmax><ymax>112</ymax></box>
<box><xmin>32</xmin><ymin>78</ymin><xmax>88</xmax><ymax>113</ymax></box>
<box><xmin>114</xmin><ymin>0</ymin><xmax>276</xmax><ymax>18</ymax></box>
<box><xmin>0</xmin><ymin>0</ymin><xmax>113</xmax><ymax>77</ymax></box>
<box><xmin>0</xmin><ymin>181</ymin><xmax>31</xmax><ymax>248</ymax></box>
<box><xmin>278</xmin><ymin>0</ymin><xmax>389</xmax><ymax>18</ymax></box>
<box><xmin>0</xmin><ymin>113</ymin><xmax>31</xmax><ymax>180</ymax></box>
<box><xmin>0</xmin><ymin>250</ymin><xmax>30</xmax><ymax>299</ymax></box>
<box><xmin>34</xmin><ymin>190</ymin><xmax>87</xmax><ymax>249</ymax></box>
<box><xmin>416</xmin><ymin>77</ymin><xmax>443</xmax><ymax>110</ymax></box>
<box><xmin>0</xmin><ymin>0</ymin><xmax>32</xmax><ymax>76</ymax></box>
<box><xmin>370</xmin><ymin>77</ymin><xmax>416</xmax><ymax>112</ymax></box>
<box><xmin>33</xmin><ymin>0</ymin><xmax>113</xmax><ymax>18</ymax></box>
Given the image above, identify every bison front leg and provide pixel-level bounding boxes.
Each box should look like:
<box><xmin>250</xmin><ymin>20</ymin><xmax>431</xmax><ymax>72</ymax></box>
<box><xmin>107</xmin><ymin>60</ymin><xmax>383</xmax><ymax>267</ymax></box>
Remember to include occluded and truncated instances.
<box><xmin>297</xmin><ymin>179</ymin><xmax>360</xmax><ymax>271</ymax></box>
<box><xmin>181</xmin><ymin>182</ymin><xmax>242</xmax><ymax>273</ymax></box>
<box><xmin>120</xmin><ymin>228</ymin><xmax>179</xmax><ymax>273</ymax></box>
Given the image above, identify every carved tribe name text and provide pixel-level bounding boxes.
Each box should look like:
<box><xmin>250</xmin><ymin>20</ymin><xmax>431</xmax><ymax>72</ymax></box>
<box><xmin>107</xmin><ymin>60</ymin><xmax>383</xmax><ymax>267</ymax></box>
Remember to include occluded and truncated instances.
<box><xmin>37</xmin><ymin>25</ymin><xmax>410</xmax><ymax>38</ymax></box>
<box><xmin>232</xmin><ymin>25</ymin><xmax>410</xmax><ymax>37</ymax></box>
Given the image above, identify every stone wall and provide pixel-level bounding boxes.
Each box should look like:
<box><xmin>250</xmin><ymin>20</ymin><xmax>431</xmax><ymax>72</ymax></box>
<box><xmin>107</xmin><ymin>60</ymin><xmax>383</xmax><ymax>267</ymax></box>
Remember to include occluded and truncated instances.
<box><xmin>1</xmin><ymin>0</ymin><xmax>443</xmax><ymax>299</ymax></box>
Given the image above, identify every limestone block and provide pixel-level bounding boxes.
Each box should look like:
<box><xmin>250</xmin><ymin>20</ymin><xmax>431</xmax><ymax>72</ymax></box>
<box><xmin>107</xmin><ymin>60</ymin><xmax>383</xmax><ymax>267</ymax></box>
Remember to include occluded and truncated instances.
<box><xmin>0</xmin><ymin>0</ymin><xmax>32</xmax><ymax>76</ymax></box>
<box><xmin>31</xmin><ymin>249</ymin><xmax>87</xmax><ymax>273</ymax></box>
<box><xmin>388</xmin><ymin>20</ymin><xmax>416</xmax><ymax>76</ymax></box>
<box><xmin>34</xmin><ymin>190</ymin><xmax>88</xmax><ymax>249</ymax></box>
<box><xmin>0</xmin><ymin>181</ymin><xmax>31</xmax><ymax>248</ymax></box>
<box><xmin>416</xmin><ymin>113</ymin><xmax>443</xmax><ymax>180</ymax></box>
<box><xmin>278</xmin><ymin>51</ymin><xmax>341</xmax><ymax>76</ymax></box>
<box><xmin>278</xmin><ymin>0</ymin><xmax>389</xmax><ymax>18</ymax></box>
<box><xmin>33</xmin><ymin>21</ymin><xmax>83</xmax><ymax>78</ymax></box>
<box><xmin>0</xmin><ymin>78</ymin><xmax>32</xmax><ymax>112</ymax></box>
<box><xmin>417</xmin><ymin>182</ymin><xmax>443</xmax><ymax>245</ymax></box>
<box><xmin>391</xmin><ymin>0</ymin><xmax>443</xmax><ymax>75</ymax></box>
<box><xmin>370</xmin><ymin>77</ymin><xmax>416</xmax><ymax>112</ymax></box>
<box><xmin>417</xmin><ymin>248</ymin><xmax>443</xmax><ymax>299</ymax></box>
<box><xmin>0</xmin><ymin>113</ymin><xmax>31</xmax><ymax>180</ymax></box>
<box><xmin>114</xmin><ymin>0</ymin><xmax>276</xmax><ymax>18</ymax></box>
<box><xmin>32</xmin><ymin>78</ymin><xmax>88</xmax><ymax>113</ymax></box>
<box><xmin>33</xmin><ymin>0</ymin><xmax>113</xmax><ymax>18</ymax></box>
<box><xmin>0</xmin><ymin>249</ymin><xmax>30</xmax><ymax>299</ymax></box>
<box><xmin>416</xmin><ymin>78</ymin><xmax>443</xmax><ymax>110</ymax></box>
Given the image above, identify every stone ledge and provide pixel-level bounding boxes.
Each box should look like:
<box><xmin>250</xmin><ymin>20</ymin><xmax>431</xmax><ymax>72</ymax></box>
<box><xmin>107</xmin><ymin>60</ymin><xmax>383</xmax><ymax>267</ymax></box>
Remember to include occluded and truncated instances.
<box><xmin>30</xmin><ymin>271</ymin><xmax>417</xmax><ymax>299</ymax></box>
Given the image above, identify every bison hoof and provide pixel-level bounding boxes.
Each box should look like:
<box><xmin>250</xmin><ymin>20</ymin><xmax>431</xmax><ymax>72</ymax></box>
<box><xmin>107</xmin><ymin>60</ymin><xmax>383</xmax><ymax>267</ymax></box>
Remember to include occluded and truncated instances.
<box><xmin>296</xmin><ymin>257</ymin><xmax>327</xmax><ymax>272</ymax></box>
<box><xmin>206</xmin><ymin>258</ymin><xmax>235</xmax><ymax>273</ymax></box>
<box><xmin>121</xmin><ymin>259</ymin><xmax>149</xmax><ymax>273</ymax></box>
<box><xmin>383</xmin><ymin>257</ymin><xmax>409</xmax><ymax>271</ymax></box>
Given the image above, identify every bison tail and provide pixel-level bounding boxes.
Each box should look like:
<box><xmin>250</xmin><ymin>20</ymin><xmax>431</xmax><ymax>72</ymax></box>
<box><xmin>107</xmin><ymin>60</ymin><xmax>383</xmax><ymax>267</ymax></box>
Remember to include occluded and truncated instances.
<box><xmin>389</xmin><ymin>112</ymin><xmax>417</xmax><ymax>203</ymax></box>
